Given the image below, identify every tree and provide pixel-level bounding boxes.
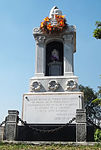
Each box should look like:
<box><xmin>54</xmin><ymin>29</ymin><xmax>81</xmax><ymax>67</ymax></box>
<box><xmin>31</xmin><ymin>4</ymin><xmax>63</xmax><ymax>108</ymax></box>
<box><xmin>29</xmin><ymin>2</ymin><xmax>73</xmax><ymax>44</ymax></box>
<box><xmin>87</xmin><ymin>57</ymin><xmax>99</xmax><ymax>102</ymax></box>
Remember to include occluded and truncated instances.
<box><xmin>93</xmin><ymin>21</ymin><xmax>101</xmax><ymax>39</ymax></box>
<box><xmin>79</xmin><ymin>84</ymin><xmax>101</xmax><ymax>126</ymax></box>
<box><xmin>92</xmin><ymin>85</ymin><xmax>101</xmax><ymax>142</ymax></box>
<box><xmin>79</xmin><ymin>85</ymin><xmax>97</xmax><ymax>103</ymax></box>
<box><xmin>79</xmin><ymin>85</ymin><xmax>97</xmax><ymax>120</ymax></box>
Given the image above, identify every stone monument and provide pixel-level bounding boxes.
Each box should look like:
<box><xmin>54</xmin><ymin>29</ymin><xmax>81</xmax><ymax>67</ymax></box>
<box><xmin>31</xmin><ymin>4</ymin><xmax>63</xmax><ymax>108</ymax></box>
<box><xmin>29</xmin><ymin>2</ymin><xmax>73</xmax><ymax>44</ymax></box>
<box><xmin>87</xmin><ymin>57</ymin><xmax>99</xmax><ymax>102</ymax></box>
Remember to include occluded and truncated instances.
<box><xmin>22</xmin><ymin>6</ymin><xmax>84</xmax><ymax>125</ymax></box>
<box><xmin>1</xmin><ymin>7</ymin><xmax>95</xmax><ymax>142</ymax></box>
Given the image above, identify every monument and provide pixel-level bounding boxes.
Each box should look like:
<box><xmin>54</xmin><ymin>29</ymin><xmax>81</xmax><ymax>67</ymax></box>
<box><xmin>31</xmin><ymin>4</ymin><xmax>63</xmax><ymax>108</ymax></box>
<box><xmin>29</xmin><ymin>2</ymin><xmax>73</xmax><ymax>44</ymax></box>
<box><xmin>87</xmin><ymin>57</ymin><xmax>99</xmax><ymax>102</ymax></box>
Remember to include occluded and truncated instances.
<box><xmin>21</xmin><ymin>6</ymin><xmax>86</xmax><ymax>141</ymax></box>
<box><xmin>2</xmin><ymin>6</ymin><xmax>89</xmax><ymax>142</ymax></box>
<box><xmin>22</xmin><ymin>6</ymin><xmax>84</xmax><ymax>124</ymax></box>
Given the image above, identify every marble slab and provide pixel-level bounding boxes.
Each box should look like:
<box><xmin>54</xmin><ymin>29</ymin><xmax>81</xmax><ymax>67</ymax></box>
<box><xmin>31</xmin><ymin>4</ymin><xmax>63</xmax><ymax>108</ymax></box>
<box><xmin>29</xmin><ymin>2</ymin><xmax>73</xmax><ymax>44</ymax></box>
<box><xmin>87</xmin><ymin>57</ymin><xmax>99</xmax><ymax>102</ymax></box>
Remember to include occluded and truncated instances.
<box><xmin>22</xmin><ymin>92</ymin><xmax>83</xmax><ymax>124</ymax></box>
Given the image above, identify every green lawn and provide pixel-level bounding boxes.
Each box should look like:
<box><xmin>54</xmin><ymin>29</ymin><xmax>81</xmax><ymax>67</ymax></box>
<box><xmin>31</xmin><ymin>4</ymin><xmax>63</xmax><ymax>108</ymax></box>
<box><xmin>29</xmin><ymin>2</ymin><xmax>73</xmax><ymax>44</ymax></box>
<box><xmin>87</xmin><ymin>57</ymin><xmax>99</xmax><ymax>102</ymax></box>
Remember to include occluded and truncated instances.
<box><xmin>0</xmin><ymin>143</ymin><xmax>101</xmax><ymax>150</ymax></box>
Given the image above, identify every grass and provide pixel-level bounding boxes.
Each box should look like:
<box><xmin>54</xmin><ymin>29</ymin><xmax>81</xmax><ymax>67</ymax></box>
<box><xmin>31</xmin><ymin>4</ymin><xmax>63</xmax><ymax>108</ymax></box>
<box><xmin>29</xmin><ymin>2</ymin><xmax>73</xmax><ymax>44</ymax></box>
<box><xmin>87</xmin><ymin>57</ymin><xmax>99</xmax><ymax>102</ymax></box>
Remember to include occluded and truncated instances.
<box><xmin>0</xmin><ymin>143</ymin><xmax>101</xmax><ymax>150</ymax></box>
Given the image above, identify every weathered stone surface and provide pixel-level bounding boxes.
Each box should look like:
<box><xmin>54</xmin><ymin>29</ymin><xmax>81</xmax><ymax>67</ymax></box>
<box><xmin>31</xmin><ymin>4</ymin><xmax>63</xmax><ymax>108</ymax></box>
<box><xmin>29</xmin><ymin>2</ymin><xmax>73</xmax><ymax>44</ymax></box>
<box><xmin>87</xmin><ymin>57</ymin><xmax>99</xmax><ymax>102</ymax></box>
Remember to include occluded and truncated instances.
<box><xmin>76</xmin><ymin>109</ymin><xmax>86</xmax><ymax>142</ymax></box>
<box><xmin>5</xmin><ymin>110</ymin><xmax>19</xmax><ymax>141</ymax></box>
<box><xmin>76</xmin><ymin>123</ymin><xmax>86</xmax><ymax>142</ymax></box>
<box><xmin>5</xmin><ymin>124</ymin><xmax>17</xmax><ymax>141</ymax></box>
<box><xmin>76</xmin><ymin>109</ymin><xmax>86</xmax><ymax>123</ymax></box>
<box><xmin>0</xmin><ymin>126</ymin><xmax>4</xmax><ymax>141</ymax></box>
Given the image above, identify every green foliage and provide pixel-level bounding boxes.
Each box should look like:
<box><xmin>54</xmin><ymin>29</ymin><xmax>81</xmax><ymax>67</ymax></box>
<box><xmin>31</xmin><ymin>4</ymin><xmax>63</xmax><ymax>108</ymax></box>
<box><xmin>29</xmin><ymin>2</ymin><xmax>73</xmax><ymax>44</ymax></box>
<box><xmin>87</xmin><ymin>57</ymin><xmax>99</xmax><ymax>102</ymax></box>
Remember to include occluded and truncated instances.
<box><xmin>79</xmin><ymin>85</ymin><xmax>97</xmax><ymax>103</ymax></box>
<box><xmin>0</xmin><ymin>143</ymin><xmax>101</xmax><ymax>150</ymax></box>
<box><xmin>79</xmin><ymin>85</ymin><xmax>98</xmax><ymax>120</ymax></box>
<box><xmin>92</xmin><ymin>98</ymin><xmax>101</xmax><ymax>105</ymax></box>
<box><xmin>93</xmin><ymin>21</ymin><xmax>101</xmax><ymax>39</ymax></box>
<box><xmin>94</xmin><ymin>129</ymin><xmax>101</xmax><ymax>142</ymax></box>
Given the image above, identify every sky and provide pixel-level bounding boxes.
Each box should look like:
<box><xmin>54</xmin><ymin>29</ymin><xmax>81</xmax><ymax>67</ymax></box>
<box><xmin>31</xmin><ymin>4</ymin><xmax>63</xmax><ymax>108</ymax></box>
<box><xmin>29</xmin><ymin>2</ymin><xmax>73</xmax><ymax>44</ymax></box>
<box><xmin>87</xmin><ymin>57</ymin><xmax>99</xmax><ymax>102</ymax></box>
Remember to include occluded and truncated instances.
<box><xmin>0</xmin><ymin>0</ymin><xmax>101</xmax><ymax>123</ymax></box>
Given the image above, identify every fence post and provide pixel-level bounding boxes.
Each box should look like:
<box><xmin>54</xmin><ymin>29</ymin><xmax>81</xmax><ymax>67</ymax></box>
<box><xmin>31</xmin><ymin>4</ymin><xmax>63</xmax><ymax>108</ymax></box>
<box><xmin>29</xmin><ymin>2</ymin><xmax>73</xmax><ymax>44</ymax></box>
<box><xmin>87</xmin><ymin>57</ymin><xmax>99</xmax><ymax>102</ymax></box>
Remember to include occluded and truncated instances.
<box><xmin>5</xmin><ymin>110</ymin><xmax>19</xmax><ymax>141</ymax></box>
<box><xmin>76</xmin><ymin>109</ymin><xmax>86</xmax><ymax>142</ymax></box>
<box><xmin>0</xmin><ymin>126</ymin><xmax>4</xmax><ymax>141</ymax></box>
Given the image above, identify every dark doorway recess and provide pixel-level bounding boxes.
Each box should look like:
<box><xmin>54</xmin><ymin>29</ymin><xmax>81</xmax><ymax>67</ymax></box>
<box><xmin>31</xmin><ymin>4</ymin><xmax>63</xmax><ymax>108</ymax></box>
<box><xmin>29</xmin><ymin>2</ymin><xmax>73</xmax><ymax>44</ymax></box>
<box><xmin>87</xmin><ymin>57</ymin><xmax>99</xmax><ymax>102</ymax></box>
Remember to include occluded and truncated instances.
<box><xmin>45</xmin><ymin>41</ymin><xmax>64</xmax><ymax>76</ymax></box>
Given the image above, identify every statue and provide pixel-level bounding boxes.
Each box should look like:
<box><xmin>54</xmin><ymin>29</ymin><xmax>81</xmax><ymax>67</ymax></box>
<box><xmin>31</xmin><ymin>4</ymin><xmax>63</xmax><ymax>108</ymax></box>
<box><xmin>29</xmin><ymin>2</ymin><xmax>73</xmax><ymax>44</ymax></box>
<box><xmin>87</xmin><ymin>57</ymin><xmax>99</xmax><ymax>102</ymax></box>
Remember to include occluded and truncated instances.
<box><xmin>51</xmin><ymin>49</ymin><xmax>59</xmax><ymax>61</ymax></box>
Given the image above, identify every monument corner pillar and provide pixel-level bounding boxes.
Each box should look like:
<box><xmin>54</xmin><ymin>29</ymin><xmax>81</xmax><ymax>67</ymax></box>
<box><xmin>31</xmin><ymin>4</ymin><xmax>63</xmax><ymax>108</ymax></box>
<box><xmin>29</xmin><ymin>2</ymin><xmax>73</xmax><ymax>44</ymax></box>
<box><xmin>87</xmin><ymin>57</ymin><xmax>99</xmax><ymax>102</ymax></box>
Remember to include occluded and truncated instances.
<box><xmin>5</xmin><ymin>110</ymin><xmax>19</xmax><ymax>141</ymax></box>
<box><xmin>76</xmin><ymin>109</ymin><xmax>87</xmax><ymax>142</ymax></box>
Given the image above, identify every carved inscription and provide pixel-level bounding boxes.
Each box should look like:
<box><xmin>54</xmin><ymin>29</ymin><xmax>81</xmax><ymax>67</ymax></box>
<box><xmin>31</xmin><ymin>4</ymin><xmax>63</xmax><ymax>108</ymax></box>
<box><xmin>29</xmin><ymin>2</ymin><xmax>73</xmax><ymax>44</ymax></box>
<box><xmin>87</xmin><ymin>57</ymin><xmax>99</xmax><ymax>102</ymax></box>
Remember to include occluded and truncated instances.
<box><xmin>23</xmin><ymin>94</ymin><xmax>81</xmax><ymax>124</ymax></box>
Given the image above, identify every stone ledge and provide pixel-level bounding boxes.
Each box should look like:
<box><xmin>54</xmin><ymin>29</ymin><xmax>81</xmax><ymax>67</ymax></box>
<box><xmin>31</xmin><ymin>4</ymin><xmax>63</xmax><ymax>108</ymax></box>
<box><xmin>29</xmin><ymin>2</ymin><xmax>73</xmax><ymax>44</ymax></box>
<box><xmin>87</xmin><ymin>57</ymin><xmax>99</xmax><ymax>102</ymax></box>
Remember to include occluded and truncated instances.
<box><xmin>1</xmin><ymin>141</ymin><xmax>100</xmax><ymax>146</ymax></box>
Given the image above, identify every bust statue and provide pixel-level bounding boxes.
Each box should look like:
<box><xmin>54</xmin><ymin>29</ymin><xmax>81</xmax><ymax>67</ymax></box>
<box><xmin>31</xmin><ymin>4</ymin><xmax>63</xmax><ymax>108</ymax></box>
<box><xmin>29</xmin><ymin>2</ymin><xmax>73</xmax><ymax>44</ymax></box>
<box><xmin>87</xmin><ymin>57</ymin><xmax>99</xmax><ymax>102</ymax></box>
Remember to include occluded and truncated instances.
<box><xmin>51</xmin><ymin>49</ymin><xmax>59</xmax><ymax>61</ymax></box>
<box><xmin>49</xmin><ymin>6</ymin><xmax>62</xmax><ymax>25</ymax></box>
<box><xmin>49</xmin><ymin>6</ymin><xmax>62</xmax><ymax>18</ymax></box>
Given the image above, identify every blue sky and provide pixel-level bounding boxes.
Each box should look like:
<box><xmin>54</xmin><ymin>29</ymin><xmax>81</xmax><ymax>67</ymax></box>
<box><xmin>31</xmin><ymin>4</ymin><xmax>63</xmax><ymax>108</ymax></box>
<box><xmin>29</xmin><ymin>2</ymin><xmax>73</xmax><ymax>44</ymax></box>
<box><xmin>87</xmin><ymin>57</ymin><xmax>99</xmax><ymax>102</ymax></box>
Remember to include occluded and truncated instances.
<box><xmin>0</xmin><ymin>0</ymin><xmax>101</xmax><ymax>122</ymax></box>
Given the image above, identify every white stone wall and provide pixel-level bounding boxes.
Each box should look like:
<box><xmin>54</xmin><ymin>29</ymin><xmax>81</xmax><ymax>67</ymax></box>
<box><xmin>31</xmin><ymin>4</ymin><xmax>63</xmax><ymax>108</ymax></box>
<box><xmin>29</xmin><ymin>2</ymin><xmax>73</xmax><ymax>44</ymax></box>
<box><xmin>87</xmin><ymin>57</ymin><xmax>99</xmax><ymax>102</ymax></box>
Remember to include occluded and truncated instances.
<box><xmin>33</xmin><ymin>25</ymin><xmax>76</xmax><ymax>78</ymax></box>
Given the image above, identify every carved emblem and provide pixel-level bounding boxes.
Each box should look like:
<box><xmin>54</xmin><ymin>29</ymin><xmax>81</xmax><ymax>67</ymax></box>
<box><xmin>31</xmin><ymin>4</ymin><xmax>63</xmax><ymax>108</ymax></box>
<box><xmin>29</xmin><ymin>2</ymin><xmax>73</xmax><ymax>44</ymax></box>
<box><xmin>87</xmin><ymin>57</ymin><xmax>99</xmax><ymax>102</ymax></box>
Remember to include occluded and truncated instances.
<box><xmin>34</xmin><ymin>36</ymin><xmax>45</xmax><ymax>44</ymax></box>
<box><xmin>33</xmin><ymin>27</ymin><xmax>41</xmax><ymax>33</ymax></box>
<box><xmin>31</xmin><ymin>81</ymin><xmax>41</xmax><ymax>92</ymax></box>
<box><xmin>66</xmin><ymin>79</ymin><xmax>77</xmax><ymax>90</ymax></box>
<box><xmin>63</xmin><ymin>35</ymin><xmax>73</xmax><ymax>43</ymax></box>
<box><xmin>48</xmin><ymin>80</ymin><xmax>59</xmax><ymax>91</ymax></box>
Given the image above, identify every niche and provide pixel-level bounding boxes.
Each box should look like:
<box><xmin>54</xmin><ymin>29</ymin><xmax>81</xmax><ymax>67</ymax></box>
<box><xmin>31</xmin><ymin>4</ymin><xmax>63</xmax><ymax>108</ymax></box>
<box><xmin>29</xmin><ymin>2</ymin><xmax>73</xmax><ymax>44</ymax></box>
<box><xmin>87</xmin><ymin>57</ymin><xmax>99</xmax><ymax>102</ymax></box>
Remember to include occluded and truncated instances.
<box><xmin>45</xmin><ymin>41</ymin><xmax>63</xmax><ymax>76</ymax></box>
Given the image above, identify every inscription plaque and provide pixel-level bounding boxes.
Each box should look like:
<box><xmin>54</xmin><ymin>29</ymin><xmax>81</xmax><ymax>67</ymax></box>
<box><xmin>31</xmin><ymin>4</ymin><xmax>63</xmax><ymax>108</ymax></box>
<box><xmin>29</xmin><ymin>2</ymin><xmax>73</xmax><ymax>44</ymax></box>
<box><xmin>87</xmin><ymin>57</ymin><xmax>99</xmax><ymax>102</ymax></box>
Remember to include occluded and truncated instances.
<box><xmin>22</xmin><ymin>92</ymin><xmax>83</xmax><ymax>124</ymax></box>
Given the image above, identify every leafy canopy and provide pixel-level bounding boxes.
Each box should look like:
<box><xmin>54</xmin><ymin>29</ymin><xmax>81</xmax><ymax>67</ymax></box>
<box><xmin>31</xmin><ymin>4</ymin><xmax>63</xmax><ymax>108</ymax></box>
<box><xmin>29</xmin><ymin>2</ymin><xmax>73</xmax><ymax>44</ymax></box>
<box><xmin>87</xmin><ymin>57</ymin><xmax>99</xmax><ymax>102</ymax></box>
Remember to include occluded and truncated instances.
<box><xmin>79</xmin><ymin>85</ymin><xmax>97</xmax><ymax>103</ymax></box>
<box><xmin>93</xmin><ymin>21</ymin><xmax>101</xmax><ymax>39</ymax></box>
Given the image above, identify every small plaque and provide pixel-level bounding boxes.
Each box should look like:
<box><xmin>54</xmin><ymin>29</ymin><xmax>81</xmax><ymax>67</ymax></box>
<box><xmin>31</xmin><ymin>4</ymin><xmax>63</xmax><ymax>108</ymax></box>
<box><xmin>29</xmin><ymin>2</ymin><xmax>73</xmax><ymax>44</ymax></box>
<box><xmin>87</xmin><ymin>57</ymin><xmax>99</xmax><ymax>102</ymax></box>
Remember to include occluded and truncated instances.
<box><xmin>22</xmin><ymin>92</ymin><xmax>83</xmax><ymax>124</ymax></box>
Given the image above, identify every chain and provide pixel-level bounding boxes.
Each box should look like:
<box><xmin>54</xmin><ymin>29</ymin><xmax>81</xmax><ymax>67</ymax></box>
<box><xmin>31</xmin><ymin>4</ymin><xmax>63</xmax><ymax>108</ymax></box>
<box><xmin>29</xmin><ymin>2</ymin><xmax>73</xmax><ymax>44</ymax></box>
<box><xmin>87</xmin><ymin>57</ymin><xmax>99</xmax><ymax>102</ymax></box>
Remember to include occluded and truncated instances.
<box><xmin>0</xmin><ymin>120</ymin><xmax>6</xmax><ymax>127</ymax></box>
<box><xmin>0</xmin><ymin>116</ymin><xmax>7</xmax><ymax>127</ymax></box>
<box><xmin>18</xmin><ymin>117</ymin><xmax>76</xmax><ymax>134</ymax></box>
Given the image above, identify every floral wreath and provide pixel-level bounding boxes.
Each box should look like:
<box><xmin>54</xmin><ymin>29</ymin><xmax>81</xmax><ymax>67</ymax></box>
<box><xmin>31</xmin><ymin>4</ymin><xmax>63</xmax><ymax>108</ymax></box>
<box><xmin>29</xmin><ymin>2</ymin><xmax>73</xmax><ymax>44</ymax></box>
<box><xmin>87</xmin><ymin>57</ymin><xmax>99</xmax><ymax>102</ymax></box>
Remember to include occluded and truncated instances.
<box><xmin>31</xmin><ymin>81</ymin><xmax>41</xmax><ymax>92</ymax></box>
<box><xmin>48</xmin><ymin>80</ymin><xmax>59</xmax><ymax>91</ymax></box>
<box><xmin>40</xmin><ymin>15</ymin><xmax>67</xmax><ymax>34</ymax></box>
<box><xmin>66</xmin><ymin>79</ymin><xmax>77</xmax><ymax>90</ymax></box>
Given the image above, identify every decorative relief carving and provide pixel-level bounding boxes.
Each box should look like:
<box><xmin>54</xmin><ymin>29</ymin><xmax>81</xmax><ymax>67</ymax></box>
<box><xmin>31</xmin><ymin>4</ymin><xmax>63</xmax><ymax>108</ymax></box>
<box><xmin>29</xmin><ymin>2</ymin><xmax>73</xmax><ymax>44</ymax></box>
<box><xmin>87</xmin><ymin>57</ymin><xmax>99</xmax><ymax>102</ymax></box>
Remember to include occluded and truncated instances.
<box><xmin>65</xmin><ymin>79</ymin><xmax>77</xmax><ymax>91</ymax></box>
<box><xmin>34</xmin><ymin>35</ymin><xmax>46</xmax><ymax>44</ymax></box>
<box><xmin>63</xmin><ymin>35</ymin><xmax>73</xmax><ymax>43</ymax></box>
<box><xmin>33</xmin><ymin>27</ymin><xmax>41</xmax><ymax>33</ymax></box>
<box><xmin>65</xmin><ymin>25</ymin><xmax>76</xmax><ymax>33</ymax></box>
<box><xmin>69</xmin><ymin>25</ymin><xmax>76</xmax><ymax>32</ymax></box>
<box><xmin>31</xmin><ymin>81</ymin><xmax>41</xmax><ymax>92</ymax></box>
<box><xmin>48</xmin><ymin>80</ymin><xmax>59</xmax><ymax>91</ymax></box>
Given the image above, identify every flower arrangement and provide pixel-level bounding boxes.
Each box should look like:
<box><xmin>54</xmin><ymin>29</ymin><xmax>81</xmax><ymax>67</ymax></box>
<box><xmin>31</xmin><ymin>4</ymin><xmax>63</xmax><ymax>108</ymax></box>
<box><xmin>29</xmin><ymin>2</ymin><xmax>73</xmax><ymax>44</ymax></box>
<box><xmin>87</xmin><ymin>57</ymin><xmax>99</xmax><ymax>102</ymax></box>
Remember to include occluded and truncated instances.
<box><xmin>40</xmin><ymin>15</ymin><xmax>67</xmax><ymax>34</ymax></box>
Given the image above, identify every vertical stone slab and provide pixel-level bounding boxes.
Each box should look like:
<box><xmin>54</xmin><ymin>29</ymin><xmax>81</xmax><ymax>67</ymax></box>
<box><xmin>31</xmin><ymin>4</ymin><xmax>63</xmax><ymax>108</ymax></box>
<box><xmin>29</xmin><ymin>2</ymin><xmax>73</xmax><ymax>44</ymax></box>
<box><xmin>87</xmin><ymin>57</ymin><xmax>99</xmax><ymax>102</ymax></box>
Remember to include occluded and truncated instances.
<box><xmin>63</xmin><ymin>34</ymin><xmax>74</xmax><ymax>76</ymax></box>
<box><xmin>5</xmin><ymin>110</ymin><xmax>19</xmax><ymax>141</ymax></box>
<box><xmin>34</xmin><ymin>34</ymin><xmax>46</xmax><ymax>77</ymax></box>
<box><xmin>0</xmin><ymin>126</ymin><xmax>4</xmax><ymax>141</ymax></box>
<box><xmin>76</xmin><ymin>109</ymin><xmax>86</xmax><ymax>142</ymax></box>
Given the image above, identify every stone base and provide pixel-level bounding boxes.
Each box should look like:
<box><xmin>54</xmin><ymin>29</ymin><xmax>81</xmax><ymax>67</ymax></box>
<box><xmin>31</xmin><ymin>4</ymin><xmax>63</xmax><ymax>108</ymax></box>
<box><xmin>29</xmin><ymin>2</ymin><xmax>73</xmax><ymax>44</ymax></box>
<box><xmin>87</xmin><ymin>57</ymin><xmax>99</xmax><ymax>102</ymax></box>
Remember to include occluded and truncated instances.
<box><xmin>17</xmin><ymin>124</ymin><xmax>76</xmax><ymax>141</ymax></box>
<box><xmin>16</xmin><ymin>124</ymin><xmax>94</xmax><ymax>141</ymax></box>
<box><xmin>22</xmin><ymin>92</ymin><xmax>83</xmax><ymax>124</ymax></box>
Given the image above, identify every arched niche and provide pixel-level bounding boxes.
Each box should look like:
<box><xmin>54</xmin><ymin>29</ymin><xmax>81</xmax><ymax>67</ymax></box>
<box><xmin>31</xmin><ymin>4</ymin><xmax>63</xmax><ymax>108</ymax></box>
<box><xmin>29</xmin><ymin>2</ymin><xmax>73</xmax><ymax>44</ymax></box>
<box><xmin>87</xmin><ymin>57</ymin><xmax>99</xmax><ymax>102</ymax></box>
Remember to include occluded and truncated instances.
<box><xmin>45</xmin><ymin>41</ymin><xmax>64</xmax><ymax>76</ymax></box>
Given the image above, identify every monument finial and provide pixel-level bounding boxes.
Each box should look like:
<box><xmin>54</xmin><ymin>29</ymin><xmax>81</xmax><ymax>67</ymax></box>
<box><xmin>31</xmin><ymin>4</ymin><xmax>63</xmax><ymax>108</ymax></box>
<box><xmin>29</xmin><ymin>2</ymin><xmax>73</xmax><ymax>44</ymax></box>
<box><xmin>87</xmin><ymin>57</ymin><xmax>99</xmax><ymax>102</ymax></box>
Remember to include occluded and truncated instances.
<box><xmin>49</xmin><ymin>6</ymin><xmax>62</xmax><ymax>18</ymax></box>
